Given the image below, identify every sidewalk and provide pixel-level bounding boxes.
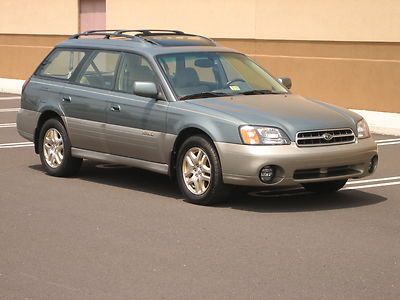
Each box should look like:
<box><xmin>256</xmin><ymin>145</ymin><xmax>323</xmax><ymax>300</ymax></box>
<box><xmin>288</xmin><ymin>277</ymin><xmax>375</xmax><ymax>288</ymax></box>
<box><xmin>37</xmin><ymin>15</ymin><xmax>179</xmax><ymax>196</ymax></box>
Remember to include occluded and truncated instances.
<box><xmin>1</xmin><ymin>77</ymin><xmax>399</xmax><ymax>136</ymax></box>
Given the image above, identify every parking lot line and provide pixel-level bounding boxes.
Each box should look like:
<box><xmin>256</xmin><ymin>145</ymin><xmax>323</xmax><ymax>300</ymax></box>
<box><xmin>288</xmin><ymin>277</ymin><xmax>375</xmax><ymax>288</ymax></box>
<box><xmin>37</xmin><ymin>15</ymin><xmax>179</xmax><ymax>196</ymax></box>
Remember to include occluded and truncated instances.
<box><xmin>0</xmin><ymin>108</ymin><xmax>19</xmax><ymax>112</ymax></box>
<box><xmin>0</xmin><ymin>123</ymin><xmax>16</xmax><ymax>128</ymax></box>
<box><xmin>348</xmin><ymin>176</ymin><xmax>400</xmax><ymax>185</ymax></box>
<box><xmin>343</xmin><ymin>181</ymin><xmax>400</xmax><ymax>190</ymax></box>
<box><xmin>0</xmin><ymin>96</ymin><xmax>20</xmax><ymax>100</ymax></box>
<box><xmin>0</xmin><ymin>141</ymin><xmax>33</xmax><ymax>149</ymax></box>
<box><xmin>377</xmin><ymin>141</ymin><xmax>400</xmax><ymax>146</ymax></box>
<box><xmin>375</xmin><ymin>138</ymin><xmax>400</xmax><ymax>143</ymax></box>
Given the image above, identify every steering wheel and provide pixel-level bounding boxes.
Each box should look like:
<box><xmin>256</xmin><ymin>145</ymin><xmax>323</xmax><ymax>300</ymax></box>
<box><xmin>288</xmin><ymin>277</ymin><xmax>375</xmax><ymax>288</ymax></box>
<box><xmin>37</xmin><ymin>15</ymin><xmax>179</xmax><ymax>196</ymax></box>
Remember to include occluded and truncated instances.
<box><xmin>224</xmin><ymin>78</ymin><xmax>246</xmax><ymax>88</ymax></box>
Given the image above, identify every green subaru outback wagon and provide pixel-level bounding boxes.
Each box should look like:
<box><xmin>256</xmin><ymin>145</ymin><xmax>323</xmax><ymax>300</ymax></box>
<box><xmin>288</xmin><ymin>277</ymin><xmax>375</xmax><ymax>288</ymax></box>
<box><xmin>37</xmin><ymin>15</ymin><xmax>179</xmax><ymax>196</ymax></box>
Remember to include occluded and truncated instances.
<box><xmin>17</xmin><ymin>29</ymin><xmax>378</xmax><ymax>205</ymax></box>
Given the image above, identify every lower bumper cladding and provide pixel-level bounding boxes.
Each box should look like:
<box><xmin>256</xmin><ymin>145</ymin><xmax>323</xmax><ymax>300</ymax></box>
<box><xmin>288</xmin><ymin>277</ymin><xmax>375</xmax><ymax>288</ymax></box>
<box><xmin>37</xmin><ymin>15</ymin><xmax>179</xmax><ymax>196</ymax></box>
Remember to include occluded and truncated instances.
<box><xmin>215</xmin><ymin>138</ymin><xmax>378</xmax><ymax>187</ymax></box>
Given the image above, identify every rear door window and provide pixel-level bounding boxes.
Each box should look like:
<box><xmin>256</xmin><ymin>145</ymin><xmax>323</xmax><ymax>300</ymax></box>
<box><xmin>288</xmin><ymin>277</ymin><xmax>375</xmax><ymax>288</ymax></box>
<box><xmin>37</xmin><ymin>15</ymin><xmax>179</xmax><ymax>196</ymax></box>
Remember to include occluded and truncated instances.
<box><xmin>76</xmin><ymin>51</ymin><xmax>121</xmax><ymax>90</ymax></box>
<box><xmin>37</xmin><ymin>49</ymin><xmax>86</xmax><ymax>80</ymax></box>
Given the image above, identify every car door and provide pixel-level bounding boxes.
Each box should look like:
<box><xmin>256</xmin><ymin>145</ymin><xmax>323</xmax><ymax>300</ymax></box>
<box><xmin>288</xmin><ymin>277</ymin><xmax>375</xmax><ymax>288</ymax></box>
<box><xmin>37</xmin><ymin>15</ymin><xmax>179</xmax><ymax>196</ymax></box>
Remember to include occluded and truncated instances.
<box><xmin>106</xmin><ymin>52</ymin><xmax>169</xmax><ymax>163</ymax></box>
<box><xmin>61</xmin><ymin>50</ymin><xmax>121</xmax><ymax>153</ymax></box>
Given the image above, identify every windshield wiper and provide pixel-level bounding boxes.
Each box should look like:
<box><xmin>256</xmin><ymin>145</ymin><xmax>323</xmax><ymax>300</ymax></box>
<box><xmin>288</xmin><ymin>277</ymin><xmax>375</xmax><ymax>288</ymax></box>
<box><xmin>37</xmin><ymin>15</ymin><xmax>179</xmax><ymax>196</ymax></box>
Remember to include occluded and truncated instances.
<box><xmin>179</xmin><ymin>91</ymin><xmax>232</xmax><ymax>100</ymax></box>
<box><xmin>240</xmin><ymin>89</ymin><xmax>287</xmax><ymax>95</ymax></box>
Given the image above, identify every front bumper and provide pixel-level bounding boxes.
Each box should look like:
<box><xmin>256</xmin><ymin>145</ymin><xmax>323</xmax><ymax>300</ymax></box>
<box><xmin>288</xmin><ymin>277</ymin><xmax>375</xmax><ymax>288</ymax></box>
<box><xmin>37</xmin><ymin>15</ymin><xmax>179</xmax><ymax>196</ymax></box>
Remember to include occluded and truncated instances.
<box><xmin>215</xmin><ymin>138</ymin><xmax>378</xmax><ymax>187</ymax></box>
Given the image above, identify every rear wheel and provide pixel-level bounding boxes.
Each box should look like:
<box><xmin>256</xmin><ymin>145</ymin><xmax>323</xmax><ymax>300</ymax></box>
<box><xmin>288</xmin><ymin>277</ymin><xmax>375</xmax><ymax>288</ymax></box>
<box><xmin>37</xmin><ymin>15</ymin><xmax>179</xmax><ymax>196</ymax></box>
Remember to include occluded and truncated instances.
<box><xmin>39</xmin><ymin>118</ymin><xmax>82</xmax><ymax>177</ymax></box>
<box><xmin>176</xmin><ymin>135</ymin><xmax>230</xmax><ymax>205</ymax></box>
<box><xmin>302</xmin><ymin>179</ymin><xmax>347</xmax><ymax>193</ymax></box>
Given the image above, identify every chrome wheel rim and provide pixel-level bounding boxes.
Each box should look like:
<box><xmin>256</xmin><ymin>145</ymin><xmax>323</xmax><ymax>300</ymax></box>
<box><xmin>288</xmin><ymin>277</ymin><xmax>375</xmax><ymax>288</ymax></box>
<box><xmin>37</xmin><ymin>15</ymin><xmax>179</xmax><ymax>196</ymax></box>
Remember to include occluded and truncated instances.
<box><xmin>182</xmin><ymin>147</ymin><xmax>212</xmax><ymax>195</ymax></box>
<box><xmin>43</xmin><ymin>128</ymin><xmax>64</xmax><ymax>168</ymax></box>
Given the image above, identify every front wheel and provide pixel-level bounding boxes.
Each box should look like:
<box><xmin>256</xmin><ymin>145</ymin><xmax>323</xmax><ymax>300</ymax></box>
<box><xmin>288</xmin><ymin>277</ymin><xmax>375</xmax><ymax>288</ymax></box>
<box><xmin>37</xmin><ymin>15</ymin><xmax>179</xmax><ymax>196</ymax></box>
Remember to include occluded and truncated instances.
<box><xmin>302</xmin><ymin>179</ymin><xmax>348</xmax><ymax>193</ymax></box>
<box><xmin>176</xmin><ymin>135</ymin><xmax>230</xmax><ymax>205</ymax></box>
<box><xmin>38</xmin><ymin>118</ymin><xmax>82</xmax><ymax>177</ymax></box>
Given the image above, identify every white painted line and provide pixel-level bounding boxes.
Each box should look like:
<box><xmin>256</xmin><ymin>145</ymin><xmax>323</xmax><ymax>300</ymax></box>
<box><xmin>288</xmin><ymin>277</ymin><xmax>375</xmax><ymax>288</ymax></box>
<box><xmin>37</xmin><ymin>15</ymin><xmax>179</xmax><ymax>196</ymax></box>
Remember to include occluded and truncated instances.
<box><xmin>0</xmin><ymin>141</ymin><xmax>33</xmax><ymax>149</ymax></box>
<box><xmin>348</xmin><ymin>176</ymin><xmax>400</xmax><ymax>185</ymax></box>
<box><xmin>343</xmin><ymin>181</ymin><xmax>400</xmax><ymax>190</ymax></box>
<box><xmin>0</xmin><ymin>96</ymin><xmax>20</xmax><ymax>100</ymax></box>
<box><xmin>0</xmin><ymin>144</ymin><xmax>34</xmax><ymax>149</ymax></box>
<box><xmin>0</xmin><ymin>141</ymin><xmax>32</xmax><ymax>146</ymax></box>
<box><xmin>375</xmin><ymin>138</ymin><xmax>400</xmax><ymax>143</ymax></box>
<box><xmin>377</xmin><ymin>141</ymin><xmax>400</xmax><ymax>146</ymax></box>
<box><xmin>0</xmin><ymin>123</ymin><xmax>16</xmax><ymax>128</ymax></box>
<box><xmin>0</xmin><ymin>108</ymin><xmax>19</xmax><ymax>112</ymax></box>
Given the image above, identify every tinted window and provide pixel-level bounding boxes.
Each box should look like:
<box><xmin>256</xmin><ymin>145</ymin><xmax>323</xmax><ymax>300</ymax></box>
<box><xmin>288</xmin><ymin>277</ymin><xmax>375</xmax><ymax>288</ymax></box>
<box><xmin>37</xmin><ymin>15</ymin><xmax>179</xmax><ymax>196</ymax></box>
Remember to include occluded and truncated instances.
<box><xmin>158</xmin><ymin>52</ymin><xmax>287</xmax><ymax>99</ymax></box>
<box><xmin>186</xmin><ymin>56</ymin><xmax>216</xmax><ymax>82</ymax></box>
<box><xmin>77</xmin><ymin>51</ymin><xmax>120</xmax><ymax>90</ymax></box>
<box><xmin>158</xmin><ymin>53</ymin><xmax>222</xmax><ymax>96</ymax></box>
<box><xmin>37</xmin><ymin>49</ymin><xmax>86</xmax><ymax>80</ymax></box>
<box><xmin>116</xmin><ymin>53</ymin><xmax>157</xmax><ymax>93</ymax></box>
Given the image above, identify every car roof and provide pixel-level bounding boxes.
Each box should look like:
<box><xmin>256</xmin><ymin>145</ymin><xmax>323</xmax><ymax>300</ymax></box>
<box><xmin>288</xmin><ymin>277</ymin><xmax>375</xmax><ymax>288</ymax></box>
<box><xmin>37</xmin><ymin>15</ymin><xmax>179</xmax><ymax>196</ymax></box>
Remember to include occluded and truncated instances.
<box><xmin>56</xmin><ymin>29</ymin><xmax>239</xmax><ymax>56</ymax></box>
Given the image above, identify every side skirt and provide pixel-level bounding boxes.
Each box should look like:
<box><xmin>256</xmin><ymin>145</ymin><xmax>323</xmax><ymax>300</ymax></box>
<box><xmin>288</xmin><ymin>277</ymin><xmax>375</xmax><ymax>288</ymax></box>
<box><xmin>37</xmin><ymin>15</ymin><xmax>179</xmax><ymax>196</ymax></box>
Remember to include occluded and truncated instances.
<box><xmin>71</xmin><ymin>148</ymin><xmax>169</xmax><ymax>175</ymax></box>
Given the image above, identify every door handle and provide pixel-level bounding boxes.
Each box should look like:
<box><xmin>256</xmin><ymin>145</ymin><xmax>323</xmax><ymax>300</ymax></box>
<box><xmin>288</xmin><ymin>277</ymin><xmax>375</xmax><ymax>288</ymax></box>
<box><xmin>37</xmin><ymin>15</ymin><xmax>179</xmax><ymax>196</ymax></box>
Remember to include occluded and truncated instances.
<box><xmin>62</xmin><ymin>96</ymin><xmax>71</xmax><ymax>102</ymax></box>
<box><xmin>110</xmin><ymin>105</ymin><xmax>121</xmax><ymax>112</ymax></box>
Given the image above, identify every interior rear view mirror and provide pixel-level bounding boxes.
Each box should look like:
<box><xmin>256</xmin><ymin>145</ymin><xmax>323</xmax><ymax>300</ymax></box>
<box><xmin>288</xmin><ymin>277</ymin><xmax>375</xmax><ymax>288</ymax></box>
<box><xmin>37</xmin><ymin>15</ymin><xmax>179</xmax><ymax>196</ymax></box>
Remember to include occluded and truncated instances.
<box><xmin>194</xmin><ymin>58</ymin><xmax>214</xmax><ymax>68</ymax></box>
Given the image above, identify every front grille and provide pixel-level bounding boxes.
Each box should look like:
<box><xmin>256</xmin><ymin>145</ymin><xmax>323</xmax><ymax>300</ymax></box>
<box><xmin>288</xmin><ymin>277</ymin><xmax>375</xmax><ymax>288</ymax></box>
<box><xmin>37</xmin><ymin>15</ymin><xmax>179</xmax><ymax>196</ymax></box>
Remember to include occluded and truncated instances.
<box><xmin>293</xmin><ymin>165</ymin><xmax>361</xmax><ymax>180</ymax></box>
<box><xmin>296</xmin><ymin>128</ymin><xmax>355</xmax><ymax>147</ymax></box>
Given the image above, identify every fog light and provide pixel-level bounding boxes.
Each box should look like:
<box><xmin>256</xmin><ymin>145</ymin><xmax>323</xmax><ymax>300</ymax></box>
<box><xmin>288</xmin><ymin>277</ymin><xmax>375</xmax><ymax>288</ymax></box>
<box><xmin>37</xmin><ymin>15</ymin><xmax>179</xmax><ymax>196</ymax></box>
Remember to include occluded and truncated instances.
<box><xmin>368</xmin><ymin>155</ymin><xmax>378</xmax><ymax>174</ymax></box>
<box><xmin>260</xmin><ymin>166</ymin><xmax>275</xmax><ymax>183</ymax></box>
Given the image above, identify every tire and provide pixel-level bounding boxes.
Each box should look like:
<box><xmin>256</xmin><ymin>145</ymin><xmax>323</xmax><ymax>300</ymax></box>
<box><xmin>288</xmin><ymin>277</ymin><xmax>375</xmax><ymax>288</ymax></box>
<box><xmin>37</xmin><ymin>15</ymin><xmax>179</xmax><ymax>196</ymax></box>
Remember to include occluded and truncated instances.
<box><xmin>38</xmin><ymin>118</ymin><xmax>82</xmax><ymax>177</ymax></box>
<box><xmin>302</xmin><ymin>179</ymin><xmax>348</xmax><ymax>193</ymax></box>
<box><xmin>176</xmin><ymin>135</ymin><xmax>230</xmax><ymax>205</ymax></box>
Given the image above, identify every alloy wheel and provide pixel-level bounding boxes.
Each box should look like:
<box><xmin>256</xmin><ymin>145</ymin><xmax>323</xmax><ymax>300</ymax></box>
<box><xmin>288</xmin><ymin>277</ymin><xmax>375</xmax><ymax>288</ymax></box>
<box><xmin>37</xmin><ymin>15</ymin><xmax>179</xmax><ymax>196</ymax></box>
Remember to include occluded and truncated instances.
<box><xmin>182</xmin><ymin>147</ymin><xmax>212</xmax><ymax>195</ymax></box>
<box><xmin>43</xmin><ymin>128</ymin><xmax>64</xmax><ymax>168</ymax></box>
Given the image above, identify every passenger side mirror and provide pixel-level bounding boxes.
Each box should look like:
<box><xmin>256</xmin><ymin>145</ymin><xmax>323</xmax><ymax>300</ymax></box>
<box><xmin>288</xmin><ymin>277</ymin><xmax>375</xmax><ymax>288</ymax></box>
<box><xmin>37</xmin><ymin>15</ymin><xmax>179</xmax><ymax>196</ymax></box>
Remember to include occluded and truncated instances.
<box><xmin>277</xmin><ymin>77</ymin><xmax>292</xmax><ymax>89</ymax></box>
<box><xmin>133</xmin><ymin>81</ymin><xmax>160</xmax><ymax>99</ymax></box>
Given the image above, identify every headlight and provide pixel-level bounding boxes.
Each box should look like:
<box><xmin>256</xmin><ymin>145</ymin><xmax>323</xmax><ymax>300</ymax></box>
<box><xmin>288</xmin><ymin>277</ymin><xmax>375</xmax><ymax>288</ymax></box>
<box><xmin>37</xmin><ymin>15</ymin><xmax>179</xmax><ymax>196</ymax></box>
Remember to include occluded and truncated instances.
<box><xmin>357</xmin><ymin>119</ymin><xmax>370</xmax><ymax>139</ymax></box>
<box><xmin>240</xmin><ymin>126</ymin><xmax>291</xmax><ymax>145</ymax></box>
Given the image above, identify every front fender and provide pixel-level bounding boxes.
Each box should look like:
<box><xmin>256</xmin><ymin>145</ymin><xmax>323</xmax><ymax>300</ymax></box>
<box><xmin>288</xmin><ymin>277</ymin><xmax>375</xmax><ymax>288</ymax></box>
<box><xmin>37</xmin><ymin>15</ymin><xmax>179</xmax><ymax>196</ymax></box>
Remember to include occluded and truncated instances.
<box><xmin>167</xmin><ymin>102</ymin><xmax>243</xmax><ymax>144</ymax></box>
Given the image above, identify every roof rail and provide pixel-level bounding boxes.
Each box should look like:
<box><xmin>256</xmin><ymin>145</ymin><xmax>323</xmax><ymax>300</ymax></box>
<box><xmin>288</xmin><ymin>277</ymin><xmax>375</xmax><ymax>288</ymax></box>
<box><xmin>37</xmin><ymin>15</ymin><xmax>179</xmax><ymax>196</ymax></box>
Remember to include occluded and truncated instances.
<box><xmin>117</xmin><ymin>29</ymin><xmax>185</xmax><ymax>36</ymax></box>
<box><xmin>69</xmin><ymin>29</ymin><xmax>216</xmax><ymax>46</ymax></box>
<box><xmin>70</xmin><ymin>29</ymin><xmax>185</xmax><ymax>40</ymax></box>
<box><xmin>70</xmin><ymin>30</ymin><xmax>133</xmax><ymax>39</ymax></box>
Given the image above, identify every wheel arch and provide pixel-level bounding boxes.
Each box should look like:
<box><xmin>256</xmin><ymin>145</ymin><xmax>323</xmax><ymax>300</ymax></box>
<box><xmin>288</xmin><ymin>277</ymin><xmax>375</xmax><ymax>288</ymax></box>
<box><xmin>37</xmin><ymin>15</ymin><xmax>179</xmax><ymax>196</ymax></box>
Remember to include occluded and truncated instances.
<box><xmin>34</xmin><ymin>110</ymin><xmax>64</xmax><ymax>154</ymax></box>
<box><xmin>169</xmin><ymin>127</ymin><xmax>218</xmax><ymax>181</ymax></box>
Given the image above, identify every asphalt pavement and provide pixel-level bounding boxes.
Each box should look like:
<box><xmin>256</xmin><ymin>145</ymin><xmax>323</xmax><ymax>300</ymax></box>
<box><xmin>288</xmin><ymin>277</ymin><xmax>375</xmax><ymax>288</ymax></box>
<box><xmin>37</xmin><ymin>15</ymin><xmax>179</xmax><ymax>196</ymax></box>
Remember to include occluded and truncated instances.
<box><xmin>1</xmin><ymin>94</ymin><xmax>399</xmax><ymax>299</ymax></box>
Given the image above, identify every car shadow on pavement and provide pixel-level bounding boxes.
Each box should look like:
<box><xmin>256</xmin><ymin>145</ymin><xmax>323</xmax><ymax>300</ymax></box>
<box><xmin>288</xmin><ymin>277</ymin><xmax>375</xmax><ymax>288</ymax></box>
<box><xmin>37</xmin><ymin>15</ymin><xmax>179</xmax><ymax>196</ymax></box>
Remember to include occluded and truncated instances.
<box><xmin>220</xmin><ymin>188</ymin><xmax>387</xmax><ymax>213</ymax></box>
<box><xmin>29</xmin><ymin>161</ymin><xmax>182</xmax><ymax>199</ymax></box>
<box><xmin>30</xmin><ymin>162</ymin><xmax>387</xmax><ymax>212</ymax></box>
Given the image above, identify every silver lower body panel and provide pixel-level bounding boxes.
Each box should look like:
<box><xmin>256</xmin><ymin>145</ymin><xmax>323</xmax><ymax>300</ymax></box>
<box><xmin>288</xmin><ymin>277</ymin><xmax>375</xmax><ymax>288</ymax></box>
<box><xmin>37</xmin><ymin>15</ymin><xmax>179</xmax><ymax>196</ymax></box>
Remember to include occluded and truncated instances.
<box><xmin>215</xmin><ymin>138</ymin><xmax>378</xmax><ymax>187</ymax></box>
<box><xmin>71</xmin><ymin>148</ymin><xmax>169</xmax><ymax>175</ymax></box>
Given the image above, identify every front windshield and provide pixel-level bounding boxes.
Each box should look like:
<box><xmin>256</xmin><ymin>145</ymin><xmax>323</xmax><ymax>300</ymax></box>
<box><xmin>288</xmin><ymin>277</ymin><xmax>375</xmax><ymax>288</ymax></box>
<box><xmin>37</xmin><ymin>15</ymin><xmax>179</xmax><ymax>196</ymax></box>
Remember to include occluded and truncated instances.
<box><xmin>157</xmin><ymin>52</ymin><xmax>288</xmax><ymax>100</ymax></box>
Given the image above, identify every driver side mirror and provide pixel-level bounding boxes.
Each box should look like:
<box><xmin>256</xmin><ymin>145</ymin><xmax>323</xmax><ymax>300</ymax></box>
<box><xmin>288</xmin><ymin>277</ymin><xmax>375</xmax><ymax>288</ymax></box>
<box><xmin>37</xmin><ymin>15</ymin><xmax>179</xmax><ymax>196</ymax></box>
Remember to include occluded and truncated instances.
<box><xmin>278</xmin><ymin>77</ymin><xmax>292</xmax><ymax>90</ymax></box>
<box><xmin>133</xmin><ymin>81</ymin><xmax>164</xmax><ymax>100</ymax></box>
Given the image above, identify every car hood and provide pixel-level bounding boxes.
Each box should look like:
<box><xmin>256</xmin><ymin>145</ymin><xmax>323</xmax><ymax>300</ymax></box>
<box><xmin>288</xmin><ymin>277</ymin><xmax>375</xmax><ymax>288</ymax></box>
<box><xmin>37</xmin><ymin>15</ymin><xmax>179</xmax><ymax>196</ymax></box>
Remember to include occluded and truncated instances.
<box><xmin>186</xmin><ymin>94</ymin><xmax>362</xmax><ymax>140</ymax></box>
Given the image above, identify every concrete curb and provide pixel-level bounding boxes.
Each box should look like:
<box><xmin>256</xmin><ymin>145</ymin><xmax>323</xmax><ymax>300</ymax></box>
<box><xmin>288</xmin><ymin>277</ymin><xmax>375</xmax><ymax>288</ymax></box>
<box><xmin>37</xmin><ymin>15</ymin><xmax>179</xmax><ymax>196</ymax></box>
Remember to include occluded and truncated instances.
<box><xmin>0</xmin><ymin>77</ymin><xmax>399</xmax><ymax>136</ymax></box>
<box><xmin>351</xmin><ymin>109</ymin><xmax>400</xmax><ymax>137</ymax></box>
<box><xmin>0</xmin><ymin>78</ymin><xmax>24</xmax><ymax>94</ymax></box>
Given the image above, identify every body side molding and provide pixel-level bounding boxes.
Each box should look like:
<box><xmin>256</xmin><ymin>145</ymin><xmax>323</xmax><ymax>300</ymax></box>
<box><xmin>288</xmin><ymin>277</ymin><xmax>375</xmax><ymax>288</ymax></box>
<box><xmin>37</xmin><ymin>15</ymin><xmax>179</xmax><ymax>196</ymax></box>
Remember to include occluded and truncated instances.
<box><xmin>71</xmin><ymin>148</ymin><xmax>169</xmax><ymax>175</ymax></box>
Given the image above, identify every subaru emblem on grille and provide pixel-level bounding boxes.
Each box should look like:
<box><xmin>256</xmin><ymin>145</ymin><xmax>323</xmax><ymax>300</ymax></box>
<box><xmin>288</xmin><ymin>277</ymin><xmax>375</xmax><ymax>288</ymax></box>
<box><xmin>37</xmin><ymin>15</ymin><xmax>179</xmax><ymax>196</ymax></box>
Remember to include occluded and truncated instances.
<box><xmin>322</xmin><ymin>133</ymin><xmax>334</xmax><ymax>141</ymax></box>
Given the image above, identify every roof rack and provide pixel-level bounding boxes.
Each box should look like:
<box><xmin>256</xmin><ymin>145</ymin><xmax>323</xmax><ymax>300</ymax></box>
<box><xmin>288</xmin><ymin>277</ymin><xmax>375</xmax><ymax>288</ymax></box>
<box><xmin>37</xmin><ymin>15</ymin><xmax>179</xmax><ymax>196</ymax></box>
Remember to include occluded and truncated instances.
<box><xmin>69</xmin><ymin>29</ymin><xmax>216</xmax><ymax>46</ymax></box>
<box><xmin>70</xmin><ymin>29</ymin><xmax>185</xmax><ymax>40</ymax></box>
<box><xmin>117</xmin><ymin>29</ymin><xmax>185</xmax><ymax>36</ymax></box>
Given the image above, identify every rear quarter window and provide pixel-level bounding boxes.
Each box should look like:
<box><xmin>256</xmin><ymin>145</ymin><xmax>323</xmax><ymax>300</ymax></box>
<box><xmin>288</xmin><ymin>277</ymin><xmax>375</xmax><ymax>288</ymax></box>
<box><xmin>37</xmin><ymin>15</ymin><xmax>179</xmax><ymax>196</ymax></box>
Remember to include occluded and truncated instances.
<box><xmin>37</xmin><ymin>49</ymin><xmax>86</xmax><ymax>80</ymax></box>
